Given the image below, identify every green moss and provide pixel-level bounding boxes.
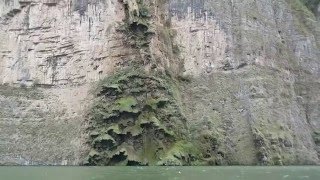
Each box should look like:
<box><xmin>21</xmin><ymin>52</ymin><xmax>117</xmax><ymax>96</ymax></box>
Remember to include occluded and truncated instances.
<box><xmin>104</xmin><ymin>84</ymin><xmax>122</xmax><ymax>93</ymax></box>
<box><xmin>111</xmin><ymin>146</ymin><xmax>145</xmax><ymax>165</ymax></box>
<box><xmin>272</xmin><ymin>154</ymin><xmax>283</xmax><ymax>166</ymax></box>
<box><xmin>145</xmin><ymin>98</ymin><xmax>168</xmax><ymax>110</ymax></box>
<box><xmin>85</xmin><ymin>0</ymin><xmax>199</xmax><ymax>166</ymax></box>
<box><xmin>86</xmin><ymin>67</ymin><xmax>191</xmax><ymax>165</ymax></box>
<box><xmin>138</xmin><ymin>112</ymin><xmax>160</xmax><ymax>126</ymax></box>
<box><xmin>177</xmin><ymin>74</ymin><xmax>193</xmax><ymax>83</ymax></box>
<box><xmin>90</xmin><ymin>103</ymin><xmax>117</xmax><ymax>122</ymax></box>
<box><xmin>89</xmin><ymin>149</ymin><xmax>100</xmax><ymax>158</ymax></box>
<box><xmin>106</xmin><ymin>124</ymin><xmax>122</xmax><ymax>134</ymax></box>
<box><xmin>115</xmin><ymin>96</ymin><xmax>139</xmax><ymax>113</ymax></box>
<box><xmin>123</xmin><ymin>123</ymin><xmax>143</xmax><ymax>136</ymax></box>
<box><xmin>250</xmin><ymin>123</ymin><xmax>296</xmax><ymax>165</ymax></box>
<box><xmin>158</xmin><ymin>141</ymin><xmax>201</xmax><ymax>166</ymax></box>
<box><xmin>119</xmin><ymin>0</ymin><xmax>154</xmax><ymax>49</ymax></box>
<box><xmin>138</xmin><ymin>112</ymin><xmax>175</xmax><ymax>137</ymax></box>
<box><xmin>287</xmin><ymin>0</ymin><xmax>319</xmax><ymax>38</ymax></box>
<box><xmin>93</xmin><ymin>134</ymin><xmax>116</xmax><ymax>147</ymax></box>
<box><xmin>299</xmin><ymin>0</ymin><xmax>320</xmax><ymax>14</ymax></box>
<box><xmin>139</xmin><ymin>6</ymin><xmax>150</xmax><ymax>17</ymax></box>
<box><xmin>89</xmin><ymin>131</ymin><xmax>100</xmax><ymax>138</ymax></box>
<box><xmin>252</xmin><ymin>128</ymin><xmax>271</xmax><ymax>165</ymax></box>
<box><xmin>312</xmin><ymin>131</ymin><xmax>320</xmax><ymax>145</ymax></box>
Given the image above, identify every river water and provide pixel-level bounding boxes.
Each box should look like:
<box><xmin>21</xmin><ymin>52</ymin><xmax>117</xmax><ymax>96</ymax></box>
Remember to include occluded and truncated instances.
<box><xmin>0</xmin><ymin>166</ymin><xmax>319</xmax><ymax>180</ymax></box>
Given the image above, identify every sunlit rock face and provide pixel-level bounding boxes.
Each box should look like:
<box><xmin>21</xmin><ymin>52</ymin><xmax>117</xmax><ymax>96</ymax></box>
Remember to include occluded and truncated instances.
<box><xmin>0</xmin><ymin>0</ymin><xmax>125</xmax><ymax>165</ymax></box>
<box><xmin>0</xmin><ymin>0</ymin><xmax>319</xmax><ymax>165</ymax></box>
<box><xmin>0</xmin><ymin>0</ymin><xmax>126</xmax><ymax>86</ymax></box>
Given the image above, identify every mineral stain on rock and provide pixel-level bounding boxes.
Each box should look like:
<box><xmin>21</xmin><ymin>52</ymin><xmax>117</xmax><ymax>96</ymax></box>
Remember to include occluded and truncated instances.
<box><xmin>0</xmin><ymin>0</ymin><xmax>319</xmax><ymax>166</ymax></box>
<box><xmin>85</xmin><ymin>68</ymin><xmax>190</xmax><ymax>165</ymax></box>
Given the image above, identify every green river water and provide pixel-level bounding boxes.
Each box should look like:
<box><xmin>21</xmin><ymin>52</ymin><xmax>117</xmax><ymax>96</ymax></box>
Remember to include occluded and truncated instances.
<box><xmin>0</xmin><ymin>166</ymin><xmax>319</xmax><ymax>180</ymax></box>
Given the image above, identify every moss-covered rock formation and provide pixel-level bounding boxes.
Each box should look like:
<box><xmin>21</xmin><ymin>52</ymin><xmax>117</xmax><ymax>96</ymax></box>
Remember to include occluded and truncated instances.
<box><xmin>1</xmin><ymin>0</ymin><xmax>319</xmax><ymax>166</ymax></box>
<box><xmin>84</xmin><ymin>0</ymin><xmax>228</xmax><ymax>166</ymax></box>
<box><xmin>300</xmin><ymin>0</ymin><xmax>320</xmax><ymax>14</ymax></box>
<box><xmin>84</xmin><ymin>68</ymin><xmax>195</xmax><ymax>165</ymax></box>
<box><xmin>119</xmin><ymin>0</ymin><xmax>154</xmax><ymax>50</ymax></box>
<box><xmin>84</xmin><ymin>0</ymin><xmax>197</xmax><ymax>165</ymax></box>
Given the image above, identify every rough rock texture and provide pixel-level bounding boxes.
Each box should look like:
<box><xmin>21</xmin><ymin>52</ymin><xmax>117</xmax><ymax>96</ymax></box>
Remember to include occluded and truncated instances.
<box><xmin>0</xmin><ymin>0</ymin><xmax>126</xmax><ymax>165</ymax></box>
<box><xmin>171</xmin><ymin>0</ymin><xmax>320</xmax><ymax>165</ymax></box>
<box><xmin>0</xmin><ymin>0</ymin><xmax>319</xmax><ymax>165</ymax></box>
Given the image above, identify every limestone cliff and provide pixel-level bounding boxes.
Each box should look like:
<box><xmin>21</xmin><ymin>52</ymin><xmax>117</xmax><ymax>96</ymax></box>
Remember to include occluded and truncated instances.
<box><xmin>0</xmin><ymin>0</ymin><xmax>319</xmax><ymax>165</ymax></box>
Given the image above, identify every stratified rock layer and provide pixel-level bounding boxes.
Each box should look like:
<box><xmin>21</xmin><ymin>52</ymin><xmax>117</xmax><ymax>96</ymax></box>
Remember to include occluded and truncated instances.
<box><xmin>0</xmin><ymin>0</ymin><xmax>319</xmax><ymax>165</ymax></box>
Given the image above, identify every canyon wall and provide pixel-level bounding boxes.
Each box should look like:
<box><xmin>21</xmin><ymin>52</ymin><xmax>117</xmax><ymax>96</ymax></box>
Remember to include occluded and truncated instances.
<box><xmin>0</xmin><ymin>0</ymin><xmax>319</xmax><ymax>165</ymax></box>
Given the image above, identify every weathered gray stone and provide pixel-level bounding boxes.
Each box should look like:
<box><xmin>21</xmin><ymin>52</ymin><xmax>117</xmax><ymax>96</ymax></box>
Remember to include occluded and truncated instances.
<box><xmin>0</xmin><ymin>0</ymin><xmax>319</xmax><ymax>165</ymax></box>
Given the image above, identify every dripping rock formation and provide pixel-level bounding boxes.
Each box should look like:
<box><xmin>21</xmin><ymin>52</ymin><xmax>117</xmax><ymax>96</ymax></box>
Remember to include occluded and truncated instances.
<box><xmin>0</xmin><ymin>0</ymin><xmax>319</xmax><ymax>165</ymax></box>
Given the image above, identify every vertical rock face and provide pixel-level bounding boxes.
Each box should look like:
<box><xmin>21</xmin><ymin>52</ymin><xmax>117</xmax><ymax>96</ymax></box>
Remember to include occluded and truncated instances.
<box><xmin>0</xmin><ymin>0</ymin><xmax>126</xmax><ymax>165</ymax></box>
<box><xmin>0</xmin><ymin>0</ymin><xmax>319</xmax><ymax>165</ymax></box>
<box><xmin>171</xmin><ymin>0</ymin><xmax>320</xmax><ymax>165</ymax></box>
<box><xmin>0</xmin><ymin>0</ymin><xmax>126</xmax><ymax>85</ymax></box>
